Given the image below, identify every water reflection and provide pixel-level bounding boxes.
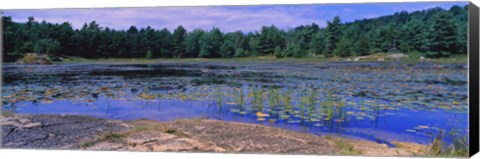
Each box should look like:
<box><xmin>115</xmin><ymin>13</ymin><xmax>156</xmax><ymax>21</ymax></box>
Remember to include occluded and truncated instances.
<box><xmin>1</xmin><ymin>62</ymin><xmax>468</xmax><ymax>146</ymax></box>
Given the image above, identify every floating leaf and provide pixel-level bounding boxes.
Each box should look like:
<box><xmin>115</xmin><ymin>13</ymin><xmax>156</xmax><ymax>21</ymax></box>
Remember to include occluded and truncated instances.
<box><xmin>417</xmin><ymin>125</ymin><xmax>429</xmax><ymax>129</ymax></box>
<box><xmin>139</xmin><ymin>92</ymin><xmax>156</xmax><ymax>99</ymax></box>
<box><xmin>268</xmin><ymin>119</ymin><xmax>276</xmax><ymax>124</ymax></box>
<box><xmin>256</xmin><ymin>111</ymin><xmax>270</xmax><ymax>117</ymax></box>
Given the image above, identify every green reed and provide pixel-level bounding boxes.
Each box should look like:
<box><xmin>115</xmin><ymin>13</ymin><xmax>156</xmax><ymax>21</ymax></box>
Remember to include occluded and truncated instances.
<box><xmin>268</xmin><ymin>88</ymin><xmax>275</xmax><ymax>110</ymax></box>
<box><xmin>307</xmin><ymin>88</ymin><xmax>317</xmax><ymax>119</ymax></box>
<box><xmin>215</xmin><ymin>87</ymin><xmax>223</xmax><ymax>107</ymax></box>
<box><xmin>250</xmin><ymin>85</ymin><xmax>263</xmax><ymax>111</ymax></box>
<box><xmin>360</xmin><ymin>97</ymin><xmax>366</xmax><ymax>111</ymax></box>
<box><xmin>233</xmin><ymin>88</ymin><xmax>245</xmax><ymax>111</ymax></box>
<box><xmin>428</xmin><ymin>129</ymin><xmax>469</xmax><ymax>157</ymax></box>
<box><xmin>283</xmin><ymin>88</ymin><xmax>292</xmax><ymax>114</ymax></box>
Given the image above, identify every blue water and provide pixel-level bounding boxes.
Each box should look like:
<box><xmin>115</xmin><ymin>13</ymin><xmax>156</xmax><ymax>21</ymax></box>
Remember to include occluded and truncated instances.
<box><xmin>1</xmin><ymin>62</ymin><xmax>468</xmax><ymax>146</ymax></box>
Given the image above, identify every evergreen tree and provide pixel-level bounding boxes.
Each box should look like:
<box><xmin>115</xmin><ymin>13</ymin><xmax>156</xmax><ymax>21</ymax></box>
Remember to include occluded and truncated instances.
<box><xmin>309</xmin><ymin>31</ymin><xmax>326</xmax><ymax>55</ymax></box>
<box><xmin>426</xmin><ymin>11</ymin><xmax>457</xmax><ymax>57</ymax></box>
<box><xmin>126</xmin><ymin>25</ymin><xmax>140</xmax><ymax>58</ymax></box>
<box><xmin>333</xmin><ymin>37</ymin><xmax>351</xmax><ymax>57</ymax></box>
<box><xmin>398</xmin><ymin>19</ymin><xmax>427</xmax><ymax>52</ymax></box>
<box><xmin>1</xmin><ymin>5</ymin><xmax>468</xmax><ymax>61</ymax></box>
<box><xmin>185</xmin><ymin>29</ymin><xmax>205</xmax><ymax>58</ymax></box>
<box><xmin>355</xmin><ymin>34</ymin><xmax>370</xmax><ymax>56</ymax></box>
<box><xmin>33</xmin><ymin>38</ymin><xmax>61</xmax><ymax>59</ymax></box>
<box><xmin>173</xmin><ymin>25</ymin><xmax>187</xmax><ymax>57</ymax></box>
<box><xmin>199</xmin><ymin>27</ymin><xmax>224</xmax><ymax>58</ymax></box>
<box><xmin>157</xmin><ymin>28</ymin><xmax>173</xmax><ymax>57</ymax></box>
<box><xmin>247</xmin><ymin>35</ymin><xmax>260</xmax><ymax>56</ymax></box>
<box><xmin>325</xmin><ymin>16</ymin><xmax>342</xmax><ymax>57</ymax></box>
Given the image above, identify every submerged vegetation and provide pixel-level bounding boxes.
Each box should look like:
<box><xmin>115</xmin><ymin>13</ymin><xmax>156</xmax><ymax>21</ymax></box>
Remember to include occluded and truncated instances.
<box><xmin>2</xmin><ymin>38</ymin><xmax>468</xmax><ymax>157</ymax></box>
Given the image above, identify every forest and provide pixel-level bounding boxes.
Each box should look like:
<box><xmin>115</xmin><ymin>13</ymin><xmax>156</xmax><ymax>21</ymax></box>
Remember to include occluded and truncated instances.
<box><xmin>2</xmin><ymin>5</ymin><xmax>467</xmax><ymax>62</ymax></box>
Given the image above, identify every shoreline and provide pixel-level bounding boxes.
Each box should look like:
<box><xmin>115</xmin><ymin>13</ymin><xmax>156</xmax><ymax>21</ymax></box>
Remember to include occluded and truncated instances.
<box><xmin>3</xmin><ymin>53</ymin><xmax>468</xmax><ymax>65</ymax></box>
<box><xmin>1</xmin><ymin>114</ymin><xmax>429</xmax><ymax>156</ymax></box>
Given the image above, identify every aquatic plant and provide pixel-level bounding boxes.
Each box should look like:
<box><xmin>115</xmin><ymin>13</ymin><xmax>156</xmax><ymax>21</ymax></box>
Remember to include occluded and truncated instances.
<box><xmin>233</xmin><ymin>88</ymin><xmax>245</xmax><ymax>112</ymax></box>
<box><xmin>215</xmin><ymin>87</ymin><xmax>223</xmax><ymax>107</ymax></box>
<box><xmin>268</xmin><ymin>88</ymin><xmax>277</xmax><ymax>113</ymax></box>
<box><xmin>307</xmin><ymin>88</ymin><xmax>317</xmax><ymax>119</ymax></box>
<box><xmin>283</xmin><ymin>88</ymin><xmax>293</xmax><ymax>114</ymax></box>
<box><xmin>360</xmin><ymin>97</ymin><xmax>366</xmax><ymax>111</ymax></box>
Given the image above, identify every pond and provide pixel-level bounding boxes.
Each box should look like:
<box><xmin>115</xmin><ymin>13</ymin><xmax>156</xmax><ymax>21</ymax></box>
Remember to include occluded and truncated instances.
<box><xmin>1</xmin><ymin>61</ymin><xmax>468</xmax><ymax>146</ymax></box>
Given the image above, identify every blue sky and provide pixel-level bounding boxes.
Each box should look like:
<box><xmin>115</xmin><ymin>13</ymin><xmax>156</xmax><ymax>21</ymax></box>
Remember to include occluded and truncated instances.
<box><xmin>2</xmin><ymin>1</ymin><xmax>468</xmax><ymax>32</ymax></box>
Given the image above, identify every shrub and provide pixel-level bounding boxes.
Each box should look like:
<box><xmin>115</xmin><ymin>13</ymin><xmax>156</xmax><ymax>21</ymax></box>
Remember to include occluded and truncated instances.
<box><xmin>17</xmin><ymin>53</ymin><xmax>52</xmax><ymax>65</ymax></box>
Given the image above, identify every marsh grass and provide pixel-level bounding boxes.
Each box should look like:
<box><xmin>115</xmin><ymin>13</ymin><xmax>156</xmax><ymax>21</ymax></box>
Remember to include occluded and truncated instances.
<box><xmin>104</xmin><ymin>132</ymin><xmax>125</xmax><ymax>140</ymax></box>
<box><xmin>233</xmin><ymin>88</ymin><xmax>245</xmax><ymax>112</ymax></box>
<box><xmin>428</xmin><ymin>129</ymin><xmax>469</xmax><ymax>157</ymax></box>
<box><xmin>58</xmin><ymin>53</ymin><xmax>466</xmax><ymax>65</ymax></box>
<box><xmin>81</xmin><ymin>141</ymin><xmax>96</xmax><ymax>148</ymax></box>
<box><xmin>335</xmin><ymin>138</ymin><xmax>361</xmax><ymax>155</ymax></box>
<box><xmin>283</xmin><ymin>88</ymin><xmax>293</xmax><ymax>114</ymax></box>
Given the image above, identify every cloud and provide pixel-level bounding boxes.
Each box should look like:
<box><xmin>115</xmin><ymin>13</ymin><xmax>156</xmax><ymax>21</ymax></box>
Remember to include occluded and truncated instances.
<box><xmin>4</xmin><ymin>6</ymin><xmax>327</xmax><ymax>32</ymax></box>
<box><xmin>2</xmin><ymin>2</ymin><xmax>467</xmax><ymax>32</ymax></box>
<box><xmin>343</xmin><ymin>8</ymin><xmax>355</xmax><ymax>13</ymax></box>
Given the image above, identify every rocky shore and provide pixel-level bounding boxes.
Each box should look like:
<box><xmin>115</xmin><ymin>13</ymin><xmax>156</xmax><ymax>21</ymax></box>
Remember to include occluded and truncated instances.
<box><xmin>1</xmin><ymin>114</ymin><xmax>428</xmax><ymax>156</ymax></box>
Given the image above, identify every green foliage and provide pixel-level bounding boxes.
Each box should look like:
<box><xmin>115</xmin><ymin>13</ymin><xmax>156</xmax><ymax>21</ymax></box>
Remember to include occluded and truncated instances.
<box><xmin>258</xmin><ymin>25</ymin><xmax>285</xmax><ymax>55</ymax></box>
<box><xmin>283</xmin><ymin>42</ymin><xmax>305</xmax><ymax>58</ymax></box>
<box><xmin>274</xmin><ymin>45</ymin><xmax>283</xmax><ymax>58</ymax></box>
<box><xmin>354</xmin><ymin>34</ymin><xmax>370</xmax><ymax>55</ymax></box>
<box><xmin>309</xmin><ymin>32</ymin><xmax>326</xmax><ymax>55</ymax></box>
<box><xmin>199</xmin><ymin>27</ymin><xmax>224</xmax><ymax>58</ymax></box>
<box><xmin>248</xmin><ymin>35</ymin><xmax>260</xmax><ymax>56</ymax></box>
<box><xmin>146</xmin><ymin>50</ymin><xmax>153</xmax><ymax>59</ymax></box>
<box><xmin>234</xmin><ymin>48</ymin><xmax>247</xmax><ymax>57</ymax></box>
<box><xmin>2</xmin><ymin>5</ymin><xmax>467</xmax><ymax>61</ymax></box>
<box><xmin>185</xmin><ymin>29</ymin><xmax>205</xmax><ymax>58</ymax></box>
<box><xmin>333</xmin><ymin>37</ymin><xmax>351</xmax><ymax>57</ymax></box>
<box><xmin>428</xmin><ymin>129</ymin><xmax>469</xmax><ymax>157</ymax></box>
<box><xmin>103</xmin><ymin>133</ymin><xmax>124</xmax><ymax>140</ymax></box>
<box><xmin>33</xmin><ymin>38</ymin><xmax>61</xmax><ymax>58</ymax></box>
<box><xmin>398</xmin><ymin>19</ymin><xmax>428</xmax><ymax>52</ymax></box>
<box><xmin>335</xmin><ymin>138</ymin><xmax>361</xmax><ymax>155</ymax></box>
<box><xmin>325</xmin><ymin>16</ymin><xmax>342</xmax><ymax>57</ymax></box>
<box><xmin>426</xmin><ymin>11</ymin><xmax>458</xmax><ymax>58</ymax></box>
<box><xmin>173</xmin><ymin>25</ymin><xmax>187</xmax><ymax>57</ymax></box>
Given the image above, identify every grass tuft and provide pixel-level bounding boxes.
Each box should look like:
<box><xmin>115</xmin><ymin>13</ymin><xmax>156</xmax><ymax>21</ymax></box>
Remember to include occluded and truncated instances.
<box><xmin>335</xmin><ymin>139</ymin><xmax>361</xmax><ymax>155</ymax></box>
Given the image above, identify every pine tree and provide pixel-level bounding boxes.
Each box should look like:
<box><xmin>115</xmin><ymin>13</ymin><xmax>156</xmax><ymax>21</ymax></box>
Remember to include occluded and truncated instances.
<box><xmin>333</xmin><ymin>37</ymin><xmax>351</xmax><ymax>57</ymax></box>
<box><xmin>199</xmin><ymin>27</ymin><xmax>224</xmax><ymax>58</ymax></box>
<box><xmin>185</xmin><ymin>29</ymin><xmax>205</xmax><ymax>58</ymax></box>
<box><xmin>325</xmin><ymin>16</ymin><xmax>342</xmax><ymax>57</ymax></box>
<box><xmin>157</xmin><ymin>28</ymin><xmax>173</xmax><ymax>58</ymax></box>
<box><xmin>426</xmin><ymin>11</ymin><xmax>457</xmax><ymax>57</ymax></box>
<box><xmin>355</xmin><ymin>34</ymin><xmax>370</xmax><ymax>56</ymax></box>
<box><xmin>173</xmin><ymin>25</ymin><xmax>187</xmax><ymax>58</ymax></box>
<box><xmin>274</xmin><ymin>45</ymin><xmax>282</xmax><ymax>58</ymax></box>
<box><xmin>309</xmin><ymin>32</ymin><xmax>326</xmax><ymax>55</ymax></box>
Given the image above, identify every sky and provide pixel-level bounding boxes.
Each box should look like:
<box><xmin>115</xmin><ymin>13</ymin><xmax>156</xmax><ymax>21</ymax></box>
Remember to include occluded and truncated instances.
<box><xmin>1</xmin><ymin>1</ymin><xmax>469</xmax><ymax>33</ymax></box>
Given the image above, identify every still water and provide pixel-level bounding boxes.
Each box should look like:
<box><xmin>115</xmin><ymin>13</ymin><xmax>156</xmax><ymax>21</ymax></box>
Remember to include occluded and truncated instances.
<box><xmin>2</xmin><ymin>61</ymin><xmax>468</xmax><ymax>146</ymax></box>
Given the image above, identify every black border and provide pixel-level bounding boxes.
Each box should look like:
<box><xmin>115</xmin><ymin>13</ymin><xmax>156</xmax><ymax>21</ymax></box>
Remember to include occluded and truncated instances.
<box><xmin>469</xmin><ymin>1</ymin><xmax>479</xmax><ymax>157</ymax></box>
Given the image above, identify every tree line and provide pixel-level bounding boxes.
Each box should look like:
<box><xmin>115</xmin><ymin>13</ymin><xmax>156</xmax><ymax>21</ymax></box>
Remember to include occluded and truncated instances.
<box><xmin>2</xmin><ymin>5</ymin><xmax>467</xmax><ymax>62</ymax></box>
